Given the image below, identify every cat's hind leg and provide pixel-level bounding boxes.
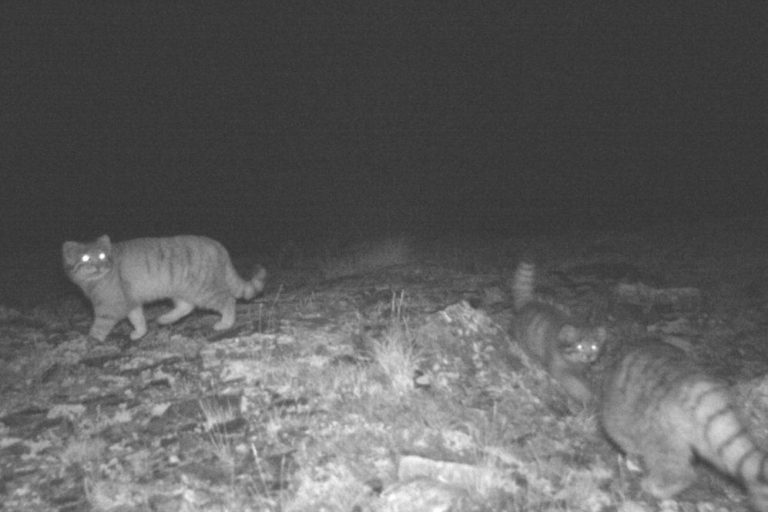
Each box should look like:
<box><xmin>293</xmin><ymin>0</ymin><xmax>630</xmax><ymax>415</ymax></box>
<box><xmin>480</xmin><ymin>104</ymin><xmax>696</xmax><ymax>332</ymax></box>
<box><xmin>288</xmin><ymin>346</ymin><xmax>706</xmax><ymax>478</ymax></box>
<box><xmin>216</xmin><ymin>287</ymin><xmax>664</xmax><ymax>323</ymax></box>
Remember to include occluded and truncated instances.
<box><xmin>127</xmin><ymin>307</ymin><xmax>148</xmax><ymax>340</ymax></box>
<box><xmin>640</xmin><ymin>438</ymin><xmax>697</xmax><ymax>499</ymax></box>
<box><xmin>157</xmin><ymin>300</ymin><xmax>195</xmax><ymax>325</ymax></box>
<box><xmin>213</xmin><ymin>296</ymin><xmax>236</xmax><ymax>331</ymax></box>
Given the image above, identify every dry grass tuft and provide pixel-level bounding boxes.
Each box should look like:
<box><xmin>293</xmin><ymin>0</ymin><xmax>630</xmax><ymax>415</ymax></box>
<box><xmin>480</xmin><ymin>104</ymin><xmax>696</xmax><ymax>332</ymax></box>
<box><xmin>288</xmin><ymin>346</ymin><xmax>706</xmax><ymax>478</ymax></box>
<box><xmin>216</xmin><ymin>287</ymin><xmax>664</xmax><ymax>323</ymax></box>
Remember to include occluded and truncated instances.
<box><xmin>372</xmin><ymin>327</ymin><xmax>419</xmax><ymax>396</ymax></box>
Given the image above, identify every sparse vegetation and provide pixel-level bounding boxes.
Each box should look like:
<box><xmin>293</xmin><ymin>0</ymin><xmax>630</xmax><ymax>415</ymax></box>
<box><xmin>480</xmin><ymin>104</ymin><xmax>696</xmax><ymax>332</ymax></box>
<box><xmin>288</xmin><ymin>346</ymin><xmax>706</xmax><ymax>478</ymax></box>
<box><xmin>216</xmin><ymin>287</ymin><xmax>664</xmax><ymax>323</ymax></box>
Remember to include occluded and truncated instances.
<box><xmin>2</xmin><ymin>221</ymin><xmax>768</xmax><ymax>511</ymax></box>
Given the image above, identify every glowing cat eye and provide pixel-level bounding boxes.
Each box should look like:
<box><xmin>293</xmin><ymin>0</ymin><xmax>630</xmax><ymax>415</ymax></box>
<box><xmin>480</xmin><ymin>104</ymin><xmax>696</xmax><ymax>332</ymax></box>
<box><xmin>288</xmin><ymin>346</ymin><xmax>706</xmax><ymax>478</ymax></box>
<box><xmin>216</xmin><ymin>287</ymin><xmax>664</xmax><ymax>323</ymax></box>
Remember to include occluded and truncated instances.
<box><xmin>98</xmin><ymin>252</ymin><xmax>106</xmax><ymax>260</ymax></box>
<box><xmin>81</xmin><ymin>254</ymin><xmax>90</xmax><ymax>263</ymax></box>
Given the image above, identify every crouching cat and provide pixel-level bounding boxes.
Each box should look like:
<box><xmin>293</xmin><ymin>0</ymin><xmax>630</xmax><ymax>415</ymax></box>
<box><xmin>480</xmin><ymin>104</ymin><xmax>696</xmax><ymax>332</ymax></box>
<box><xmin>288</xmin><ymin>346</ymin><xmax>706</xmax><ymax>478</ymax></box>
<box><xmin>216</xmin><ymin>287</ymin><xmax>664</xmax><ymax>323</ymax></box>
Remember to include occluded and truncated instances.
<box><xmin>511</xmin><ymin>261</ymin><xmax>608</xmax><ymax>405</ymax></box>
<box><xmin>63</xmin><ymin>235</ymin><xmax>266</xmax><ymax>341</ymax></box>
<box><xmin>601</xmin><ymin>340</ymin><xmax>768</xmax><ymax>511</ymax></box>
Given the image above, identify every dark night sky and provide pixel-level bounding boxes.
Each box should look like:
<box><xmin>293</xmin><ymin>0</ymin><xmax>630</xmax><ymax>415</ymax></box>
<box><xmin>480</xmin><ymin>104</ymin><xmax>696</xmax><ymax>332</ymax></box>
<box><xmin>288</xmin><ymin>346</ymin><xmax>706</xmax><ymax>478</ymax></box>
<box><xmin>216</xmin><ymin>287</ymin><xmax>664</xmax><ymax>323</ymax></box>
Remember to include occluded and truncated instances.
<box><xmin>1</xmin><ymin>2</ymin><xmax>767</xmax><ymax>254</ymax></box>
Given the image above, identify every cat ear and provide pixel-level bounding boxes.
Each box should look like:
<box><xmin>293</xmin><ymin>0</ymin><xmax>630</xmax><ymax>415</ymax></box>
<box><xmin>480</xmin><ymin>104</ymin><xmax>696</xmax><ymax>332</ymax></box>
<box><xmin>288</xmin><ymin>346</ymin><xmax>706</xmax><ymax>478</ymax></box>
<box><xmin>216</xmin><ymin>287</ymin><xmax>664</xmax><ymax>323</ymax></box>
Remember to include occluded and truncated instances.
<box><xmin>558</xmin><ymin>324</ymin><xmax>579</xmax><ymax>342</ymax></box>
<box><xmin>62</xmin><ymin>241</ymin><xmax>81</xmax><ymax>263</ymax></box>
<box><xmin>96</xmin><ymin>235</ymin><xmax>112</xmax><ymax>247</ymax></box>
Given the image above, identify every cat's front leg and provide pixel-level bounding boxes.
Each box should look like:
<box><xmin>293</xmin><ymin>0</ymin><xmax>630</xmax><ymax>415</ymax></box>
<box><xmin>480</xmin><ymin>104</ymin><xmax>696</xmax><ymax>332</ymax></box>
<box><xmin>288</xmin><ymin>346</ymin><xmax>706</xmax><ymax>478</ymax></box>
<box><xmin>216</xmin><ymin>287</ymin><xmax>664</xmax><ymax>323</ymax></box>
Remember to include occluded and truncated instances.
<box><xmin>89</xmin><ymin>310</ymin><xmax>121</xmax><ymax>341</ymax></box>
<box><xmin>127</xmin><ymin>307</ymin><xmax>148</xmax><ymax>340</ymax></box>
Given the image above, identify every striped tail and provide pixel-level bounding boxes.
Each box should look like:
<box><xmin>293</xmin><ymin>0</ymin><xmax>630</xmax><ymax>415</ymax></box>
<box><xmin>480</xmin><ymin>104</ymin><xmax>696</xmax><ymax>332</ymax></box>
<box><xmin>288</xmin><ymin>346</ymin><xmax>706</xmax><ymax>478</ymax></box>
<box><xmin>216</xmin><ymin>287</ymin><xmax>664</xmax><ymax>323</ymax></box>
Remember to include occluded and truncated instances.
<box><xmin>512</xmin><ymin>261</ymin><xmax>536</xmax><ymax>311</ymax></box>
<box><xmin>694</xmin><ymin>381</ymin><xmax>768</xmax><ymax>511</ymax></box>
<box><xmin>227</xmin><ymin>264</ymin><xmax>266</xmax><ymax>300</ymax></box>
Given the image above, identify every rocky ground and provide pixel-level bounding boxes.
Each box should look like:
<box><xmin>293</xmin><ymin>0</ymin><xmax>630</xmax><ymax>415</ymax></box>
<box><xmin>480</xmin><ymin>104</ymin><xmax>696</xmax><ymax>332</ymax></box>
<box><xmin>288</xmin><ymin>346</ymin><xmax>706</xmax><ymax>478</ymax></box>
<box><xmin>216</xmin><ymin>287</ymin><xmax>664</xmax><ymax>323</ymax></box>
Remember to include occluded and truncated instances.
<box><xmin>2</xmin><ymin>218</ymin><xmax>768</xmax><ymax>512</ymax></box>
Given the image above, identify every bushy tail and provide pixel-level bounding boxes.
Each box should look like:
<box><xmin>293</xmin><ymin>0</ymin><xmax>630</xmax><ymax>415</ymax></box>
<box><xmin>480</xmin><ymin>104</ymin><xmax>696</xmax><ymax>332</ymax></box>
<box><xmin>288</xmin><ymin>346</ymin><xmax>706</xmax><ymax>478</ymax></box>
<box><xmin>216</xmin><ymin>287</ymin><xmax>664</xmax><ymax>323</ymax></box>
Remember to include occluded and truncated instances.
<box><xmin>227</xmin><ymin>264</ymin><xmax>267</xmax><ymax>300</ymax></box>
<box><xmin>512</xmin><ymin>261</ymin><xmax>536</xmax><ymax>311</ymax></box>
<box><xmin>695</xmin><ymin>382</ymin><xmax>768</xmax><ymax>511</ymax></box>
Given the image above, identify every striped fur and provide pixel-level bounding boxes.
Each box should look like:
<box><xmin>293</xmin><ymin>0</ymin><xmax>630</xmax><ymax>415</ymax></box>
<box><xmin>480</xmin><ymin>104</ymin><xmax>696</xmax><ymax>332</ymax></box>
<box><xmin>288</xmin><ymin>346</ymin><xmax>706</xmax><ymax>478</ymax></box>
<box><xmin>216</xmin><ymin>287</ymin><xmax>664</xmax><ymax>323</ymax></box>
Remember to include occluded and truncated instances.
<box><xmin>512</xmin><ymin>261</ymin><xmax>607</xmax><ymax>404</ymax></box>
<box><xmin>63</xmin><ymin>235</ymin><xmax>266</xmax><ymax>341</ymax></box>
<box><xmin>601</xmin><ymin>341</ymin><xmax>768</xmax><ymax>510</ymax></box>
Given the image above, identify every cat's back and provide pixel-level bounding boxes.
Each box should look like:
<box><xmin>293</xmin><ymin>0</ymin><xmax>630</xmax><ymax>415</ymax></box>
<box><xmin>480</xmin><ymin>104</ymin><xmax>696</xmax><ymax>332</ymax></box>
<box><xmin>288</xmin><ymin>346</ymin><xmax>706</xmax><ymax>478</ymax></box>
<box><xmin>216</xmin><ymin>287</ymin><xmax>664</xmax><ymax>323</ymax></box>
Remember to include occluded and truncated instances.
<box><xmin>515</xmin><ymin>301</ymin><xmax>566</xmax><ymax>355</ymax></box>
<box><xmin>512</xmin><ymin>261</ymin><xmax>565</xmax><ymax>354</ymax></box>
<box><xmin>115</xmin><ymin>236</ymin><xmax>230</xmax><ymax>299</ymax></box>
<box><xmin>116</xmin><ymin>235</ymin><xmax>224</xmax><ymax>265</ymax></box>
<box><xmin>601</xmin><ymin>341</ymin><xmax>710</xmax><ymax>444</ymax></box>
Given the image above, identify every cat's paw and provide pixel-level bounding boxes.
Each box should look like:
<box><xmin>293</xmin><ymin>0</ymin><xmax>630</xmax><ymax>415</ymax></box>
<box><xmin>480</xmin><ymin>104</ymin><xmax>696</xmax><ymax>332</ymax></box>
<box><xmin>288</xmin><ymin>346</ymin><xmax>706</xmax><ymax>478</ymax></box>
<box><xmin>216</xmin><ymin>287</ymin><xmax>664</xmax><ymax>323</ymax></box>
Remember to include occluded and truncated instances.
<box><xmin>129</xmin><ymin>328</ymin><xmax>147</xmax><ymax>340</ymax></box>
<box><xmin>88</xmin><ymin>329</ymin><xmax>108</xmax><ymax>342</ymax></box>
<box><xmin>641</xmin><ymin>474</ymin><xmax>693</xmax><ymax>499</ymax></box>
<box><xmin>213</xmin><ymin>319</ymin><xmax>234</xmax><ymax>331</ymax></box>
<box><xmin>156</xmin><ymin>313</ymin><xmax>175</xmax><ymax>325</ymax></box>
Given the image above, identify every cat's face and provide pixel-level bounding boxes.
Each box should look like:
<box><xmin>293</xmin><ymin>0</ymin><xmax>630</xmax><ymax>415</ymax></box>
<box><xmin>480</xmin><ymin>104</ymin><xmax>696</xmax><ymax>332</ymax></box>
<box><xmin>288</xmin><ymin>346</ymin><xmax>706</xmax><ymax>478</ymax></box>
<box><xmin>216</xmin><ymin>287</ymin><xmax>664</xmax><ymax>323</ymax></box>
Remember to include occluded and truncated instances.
<box><xmin>62</xmin><ymin>235</ymin><xmax>113</xmax><ymax>281</ymax></box>
<box><xmin>558</xmin><ymin>325</ymin><xmax>607</xmax><ymax>364</ymax></box>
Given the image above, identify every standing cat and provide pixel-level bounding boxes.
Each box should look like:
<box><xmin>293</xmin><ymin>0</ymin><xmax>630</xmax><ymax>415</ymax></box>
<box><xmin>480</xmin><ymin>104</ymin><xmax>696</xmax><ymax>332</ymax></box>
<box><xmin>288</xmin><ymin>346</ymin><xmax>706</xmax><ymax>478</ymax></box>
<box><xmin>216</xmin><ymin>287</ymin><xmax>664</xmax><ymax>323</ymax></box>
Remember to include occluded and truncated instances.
<box><xmin>601</xmin><ymin>340</ymin><xmax>768</xmax><ymax>510</ymax></box>
<box><xmin>511</xmin><ymin>261</ymin><xmax>607</xmax><ymax>404</ymax></box>
<box><xmin>63</xmin><ymin>235</ymin><xmax>266</xmax><ymax>341</ymax></box>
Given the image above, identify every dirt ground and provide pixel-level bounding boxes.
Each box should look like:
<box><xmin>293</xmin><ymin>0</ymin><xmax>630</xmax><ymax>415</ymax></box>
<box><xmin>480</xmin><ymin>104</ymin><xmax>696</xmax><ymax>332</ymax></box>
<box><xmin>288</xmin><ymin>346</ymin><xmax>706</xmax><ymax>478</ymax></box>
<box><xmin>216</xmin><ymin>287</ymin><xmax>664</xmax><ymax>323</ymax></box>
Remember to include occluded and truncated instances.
<box><xmin>2</xmin><ymin>217</ymin><xmax>768</xmax><ymax>512</ymax></box>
